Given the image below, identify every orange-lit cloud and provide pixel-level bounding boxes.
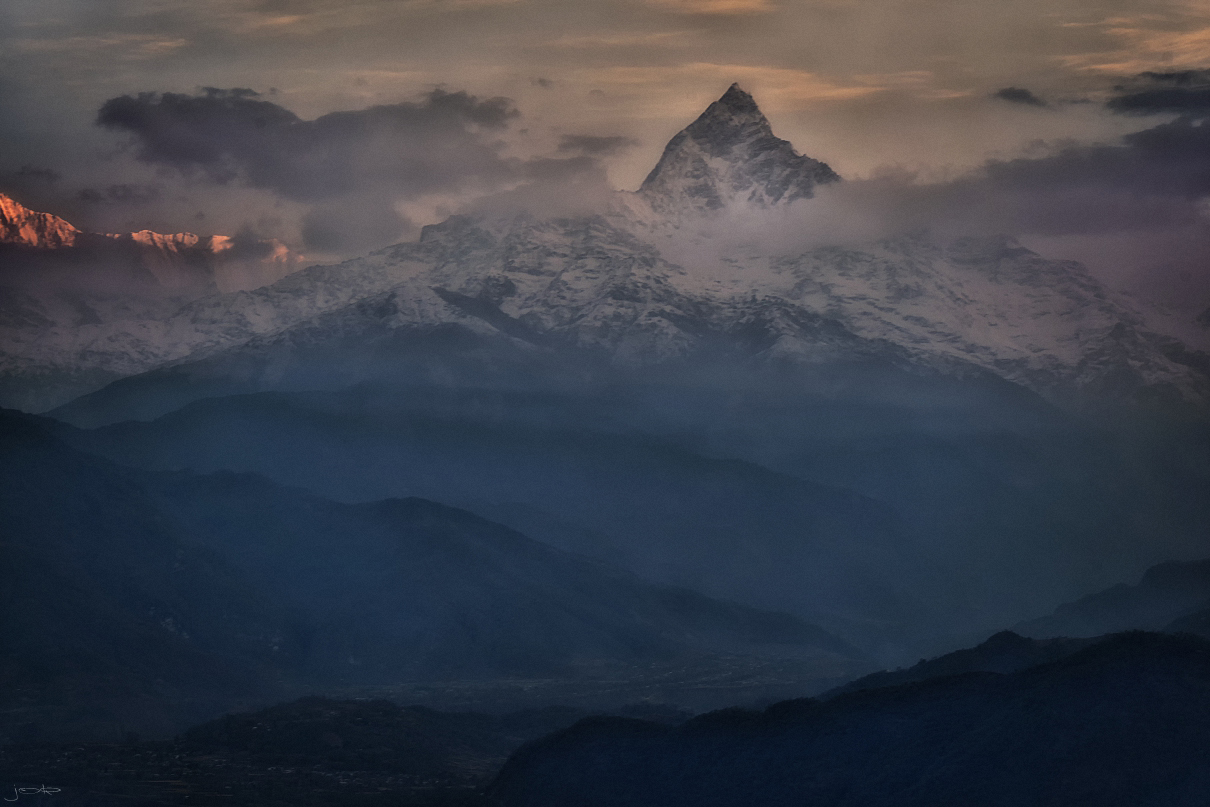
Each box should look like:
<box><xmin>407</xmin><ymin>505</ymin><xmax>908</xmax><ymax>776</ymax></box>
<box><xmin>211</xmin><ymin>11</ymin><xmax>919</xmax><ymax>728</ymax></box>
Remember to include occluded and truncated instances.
<box><xmin>1056</xmin><ymin>9</ymin><xmax>1210</xmax><ymax>73</ymax></box>
<box><xmin>644</xmin><ymin>0</ymin><xmax>775</xmax><ymax>14</ymax></box>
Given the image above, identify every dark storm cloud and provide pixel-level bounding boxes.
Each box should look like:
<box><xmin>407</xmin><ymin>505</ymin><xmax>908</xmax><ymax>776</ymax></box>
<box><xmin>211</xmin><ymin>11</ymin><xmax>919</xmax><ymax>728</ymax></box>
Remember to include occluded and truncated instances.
<box><xmin>94</xmin><ymin>86</ymin><xmax>524</xmax><ymax>250</ymax></box>
<box><xmin>993</xmin><ymin>87</ymin><xmax>1046</xmax><ymax>107</ymax></box>
<box><xmin>96</xmin><ymin>87</ymin><xmax>520</xmax><ymax>202</ymax></box>
<box><xmin>0</xmin><ymin>167</ymin><xmax>65</xmax><ymax>219</ymax></box>
<box><xmin>970</xmin><ymin>121</ymin><xmax>1210</xmax><ymax>228</ymax></box>
<box><xmin>13</xmin><ymin>166</ymin><xmax>61</xmax><ymax>185</ymax></box>
<box><xmin>556</xmin><ymin>134</ymin><xmax>641</xmax><ymax>156</ymax></box>
<box><xmin>788</xmin><ymin>71</ymin><xmax>1210</xmax><ymax>311</ymax></box>
<box><xmin>78</xmin><ymin>183</ymin><xmax>162</xmax><ymax>206</ymax></box>
<box><xmin>840</xmin><ymin>72</ymin><xmax>1210</xmax><ymax>236</ymax></box>
<box><xmin>976</xmin><ymin>71</ymin><xmax>1210</xmax><ymax>222</ymax></box>
<box><xmin>1106</xmin><ymin>70</ymin><xmax>1210</xmax><ymax>116</ymax></box>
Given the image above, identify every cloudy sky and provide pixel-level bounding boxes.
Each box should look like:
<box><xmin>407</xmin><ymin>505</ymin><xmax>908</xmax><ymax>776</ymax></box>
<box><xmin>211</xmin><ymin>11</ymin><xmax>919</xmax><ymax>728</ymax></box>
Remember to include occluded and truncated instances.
<box><xmin>3</xmin><ymin>0</ymin><xmax>1210</xmax><ymax>309</ymax></box>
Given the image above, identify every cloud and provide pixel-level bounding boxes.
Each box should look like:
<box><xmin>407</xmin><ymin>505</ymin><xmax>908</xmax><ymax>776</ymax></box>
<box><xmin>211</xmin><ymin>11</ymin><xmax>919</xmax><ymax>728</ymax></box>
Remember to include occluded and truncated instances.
<box><xmin>557</xmin><ymin>134</ymin><xmax>640</xmax><ymax>156</ymax></box>
<box><xmin>1106</xmin><ymin>69</ymin><xmax>1210</xmax><ymax>115</ymax></box>
<box><xmin>96</xmin><ymin>86</ymin><xmax>523</xmax><ymax>250</ymax></box>
<box><xmin>993</xmin><ymin>87</ymin><xmax>1047</xmax><ymax>107</ymax></box>
<box><xmin>551</xmin><ymin>30</ymin><xmax>699</xmax><ymax>48</ymax></box>
<box><xmin>644</xmin><ymin>0</ymin><xmax>774</xmax><ymax>14</ymax></box>
<box><xmin>300</xmin><ymin>200</ymin><xmax>408</xmax><ymax>253</ymax></box>
<box><xmin>97</xmin><ymin>87</ymin><xmax>518</xmax><ymax>202</ymax></box>
<box><xmin>78</xmin><ymin>183</ymin><xmax>163</xmax><ymax>207</ymax></box>
<box><xmin>1052</xmin><ymin>7</ymin><xmax>1210</xmax><ymax>75</ymax></box>
<box><xmin>754</xmin><ymin>71</ymin><xmax>1210</xmax><ymax>313</ymax></box>
<box><xmin>12</xmin><ymin>34</ymin><xmax>190</xmax><ymax>60</ymax></box>
<box><xmin>464</xmin><ymin>158</ymin><xmax>618</xmax><ymax>221</ymax></box>
<box><xmin>88</xmin><ymin>84</ymin><xmax>639</xmax><ymax>252</ymax></box>
<box><xmin>899</xmin><ymin>73</ymin><xmax>1210</xmax><ymax>231</ymax></box>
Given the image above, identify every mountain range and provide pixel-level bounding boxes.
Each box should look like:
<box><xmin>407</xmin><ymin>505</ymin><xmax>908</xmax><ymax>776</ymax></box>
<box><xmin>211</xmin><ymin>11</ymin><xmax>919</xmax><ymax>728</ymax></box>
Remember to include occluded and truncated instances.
<box><xmin>4</xmin><ymin>84</ymin><xmax>1209</xmax><ymax>417</ymax></box>
<box><xmin>0</xmin><ymin>192</ymin><xmax>300</xmax><ymax>283</ymax></box>
<box><xmin>5</xmin><ymin>83</ymin><xmax>1210</xmax><ymax>667</ymax></box>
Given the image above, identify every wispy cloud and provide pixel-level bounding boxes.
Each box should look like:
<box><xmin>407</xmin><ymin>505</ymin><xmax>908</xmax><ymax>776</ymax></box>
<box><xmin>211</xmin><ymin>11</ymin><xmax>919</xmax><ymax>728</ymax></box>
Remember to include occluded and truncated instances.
<box><xmin>644</xmin><ymin>0</ymin><xmax>774</xmax><ymax>15</ymax></box>
<box><xmin>13</xmin><ymin>34</ymin><xmax>189</xmax><ymax>60</ymax></box>
<box><xmin>1055</xmin><ymin>10</ymin><xmax>1210</xmax><ymax>73</ymax></box>
<box><xmin>550</xmin><ymin>30</ymin><xmax>699</xmax><ymax>48</ymax></box>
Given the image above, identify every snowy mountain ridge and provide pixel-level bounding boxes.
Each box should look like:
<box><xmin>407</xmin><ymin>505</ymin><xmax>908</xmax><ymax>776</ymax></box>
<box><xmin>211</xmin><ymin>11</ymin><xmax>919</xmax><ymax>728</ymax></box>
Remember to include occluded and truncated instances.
<box><xmin>0</xmin><ymin>193</ymin><xmax>300</xmax><ymax>276</ymax></box>
<box><xmin>0</xmin><ymin>193</ymin><xmax>81</xmax><ymax>249</ymax></box>
<box><xmin>3</xmin><ymin>85</ymin><xmax>1209</xmax><ymax>413</ymax></box>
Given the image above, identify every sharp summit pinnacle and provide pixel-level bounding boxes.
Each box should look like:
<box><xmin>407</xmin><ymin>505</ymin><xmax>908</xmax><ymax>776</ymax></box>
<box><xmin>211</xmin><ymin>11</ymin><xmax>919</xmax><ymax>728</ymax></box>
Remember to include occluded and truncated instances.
<box><xmin>638</xmin><ymin>83</ymin><xmax>840</xmax><ymax>214</ymax></box>
<box><xmin>714</xmin><ymin>83</ymin><xmax>764</xmax><ymax>117</ymax></box>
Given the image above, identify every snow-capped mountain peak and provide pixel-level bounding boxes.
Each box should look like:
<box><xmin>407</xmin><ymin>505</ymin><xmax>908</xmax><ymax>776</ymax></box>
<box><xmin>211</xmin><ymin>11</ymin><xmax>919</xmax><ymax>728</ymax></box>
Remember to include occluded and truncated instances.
<box><xmin>0</xmin><ymin>193</ymin><xmax>303</xmax><ymax>293</ymax></box>
<box><xmin>638</xmin><ymin>84</ymin><xmax>840</xmax><ymax>215</ymax></box>
<box><xmin>0</xmin><ymin>193</ymin><xmax>81</xmax><ymax>249</ymax></box>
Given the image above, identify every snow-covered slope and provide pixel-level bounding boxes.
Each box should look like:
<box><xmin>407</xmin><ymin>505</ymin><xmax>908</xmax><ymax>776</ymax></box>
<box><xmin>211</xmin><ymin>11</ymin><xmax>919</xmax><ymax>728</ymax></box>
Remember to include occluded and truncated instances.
<box><xmin>5</xmin><ymin>85</ymin><xmax>1210</xmax><ymax>414</ymax></box>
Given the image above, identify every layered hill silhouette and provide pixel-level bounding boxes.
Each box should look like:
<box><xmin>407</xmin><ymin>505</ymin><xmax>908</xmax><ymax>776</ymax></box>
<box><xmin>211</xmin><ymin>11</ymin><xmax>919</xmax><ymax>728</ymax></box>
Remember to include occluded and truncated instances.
<box><xmin>8</xmin><ymin>630</ymin><xmax>1210</xmax><ymax>805</ymax></box>
<box><xmin>0</xmin><ymin>698</ymin><xmax>592</xmax><ymax>805</ymax></box>
<box><xmin>0</xmin><ymin>408</ymin><xmax>867</xmax><ymax>743</ymax></box>
<box><xmin>54</xmin><ymin>381</ymin><xmax>1210</xmax><ymax>663</ymax></box>
<box><xmin>1017</xmin><ymin>556</ymin><xmax>1210</xmax><ymax>638</ymax></box>
<box><xmin>487</xmin><ymin>631</ymin><xmax>1210</xmax><ymax>807</ymax></box>
<box><xmin>823</xmin><ymin>629</ymin><xmax>1095</xmax><ymax>698</ymax></box>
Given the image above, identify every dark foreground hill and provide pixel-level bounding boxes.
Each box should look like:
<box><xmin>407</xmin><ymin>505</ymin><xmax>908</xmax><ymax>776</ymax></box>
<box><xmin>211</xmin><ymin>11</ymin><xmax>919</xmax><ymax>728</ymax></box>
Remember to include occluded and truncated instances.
<box><xmin>487</xmin><ymin>632</ymin><xmax>1210</xmax><ymax>807</ymax></box>
<box><xmin>0</xmin><ymin>697</ymin><xmax>618</xmax><ymax>806</ymax></box>
<box><xmin>0</xmin><ymin>409</ymin><xmax>866</xmax><ymax>743</ymax></box>
<box><xmin>823</xmin><ymin>629</ymin><xmax>1094</xmax><ymax>697</ymax></box>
